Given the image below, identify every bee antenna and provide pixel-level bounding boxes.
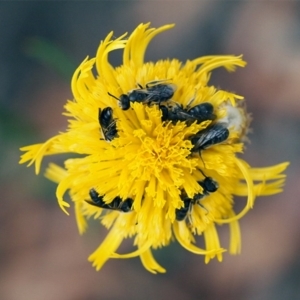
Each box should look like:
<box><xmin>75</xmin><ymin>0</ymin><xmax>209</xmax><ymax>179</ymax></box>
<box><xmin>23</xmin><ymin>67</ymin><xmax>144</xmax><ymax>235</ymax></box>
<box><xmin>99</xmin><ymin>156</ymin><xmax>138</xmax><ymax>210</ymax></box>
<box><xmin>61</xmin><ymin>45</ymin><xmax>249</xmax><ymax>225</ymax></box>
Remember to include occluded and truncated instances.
<box><xmin>107</xmin><ymin>92</ymin><xmax>119</xmax><ymax>101</ymax></box>
<box><xmin>198</xmin><ymin>168</ymin><xmax>207</xmax><ymax>178</ymax></box>
<box><xmin>186</xmin><ymin>96</ymin><xmax>195</xmax><ymax>110</ymax></box>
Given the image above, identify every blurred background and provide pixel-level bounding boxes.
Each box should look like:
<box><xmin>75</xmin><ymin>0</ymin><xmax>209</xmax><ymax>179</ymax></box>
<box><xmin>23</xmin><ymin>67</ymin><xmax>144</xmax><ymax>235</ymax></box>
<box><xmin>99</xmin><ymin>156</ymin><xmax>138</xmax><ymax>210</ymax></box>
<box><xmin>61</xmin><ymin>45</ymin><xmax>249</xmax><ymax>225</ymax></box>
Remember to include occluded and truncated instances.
<box><xmin>1</xmin><ymin>1</ymin><xmax>300</xmax><ymax>299</ymax></box>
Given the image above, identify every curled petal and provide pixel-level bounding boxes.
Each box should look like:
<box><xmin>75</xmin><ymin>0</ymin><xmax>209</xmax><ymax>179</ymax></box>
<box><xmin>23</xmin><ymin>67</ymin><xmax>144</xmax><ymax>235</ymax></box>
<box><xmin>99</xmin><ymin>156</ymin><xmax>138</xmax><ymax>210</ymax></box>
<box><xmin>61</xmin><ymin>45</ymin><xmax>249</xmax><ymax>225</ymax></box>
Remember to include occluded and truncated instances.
<box><xmin>71</xmin><ymin>56</ymin><xmax>95</xmax><ymax>101</ymax></box>
<box><xmin>193</xmin><ymin>55</ymin><xmax>247</xmax><ymax>80</ymax></box>
<box><xmin>74</xmin><ymin>201</ymin><xmax>88</xmax><ymax>235</ymax></box>
<box><xmin>215</xmin><ymin>157</ymin><xmax>254</xmax><ymax>224</ymax></box>
<box><xmin>88</xmin><ymin>226</ymin><xmax>124</xmax><ymax>271</ymax></box>
<box><xmin>249</xmin><ymin>162</ymin><xmax>290</xmax><ymax>181</ymax></box>
<box><xmin>254</xmin><ymin>179</ymin><xmax>286</xmax><ymax>196</ymax></box>
<box><xmin>203</xmin><ymin>222</ymin><xmax>223</xmax><ymax>263</ymax></box>
<box><xmin>96</xmin><ymin>31</ymin><xmax>128</xmax><ymax>86</ymax></box>
<box><xmin>110</xmin><ymin>240</ymin><xmax>153</xmax><ymax>259</ymax></box>
<box><xmin>235</xmin><ymin>158</ymin><xmax>254</xmax><ymax>208</ymax></box>
<box><xmin>228</xmin><ymin>211</ymin><xmax>241</xmax><ymax>254</ymax></box>
<box><xmin>140</xmin><ymin>248</ymin><xmax>166</xmax><ymax>274</ymax></box>
<box><xmin>235</xmin><ymin>178</ymin><xmax>286</xmax><ymax>197</ymax></box>
<box><xmin>20</xmin><ymin>136</ymin><xmax>59</xmax><ymax>174</ymax></box>
<box><xmin>123</xmin><ymin>23</ymin><xmax>175</xmax><ymax>67</ymax></box>
<box><xmin>173</xmin><ymin>222</ymin><xmax>225</xmax><ymax>257</ymax></box>
<box><xmin>56</xmin><ymin>177</ymin><xmax>73</xmax><ymax>215</ymax></box>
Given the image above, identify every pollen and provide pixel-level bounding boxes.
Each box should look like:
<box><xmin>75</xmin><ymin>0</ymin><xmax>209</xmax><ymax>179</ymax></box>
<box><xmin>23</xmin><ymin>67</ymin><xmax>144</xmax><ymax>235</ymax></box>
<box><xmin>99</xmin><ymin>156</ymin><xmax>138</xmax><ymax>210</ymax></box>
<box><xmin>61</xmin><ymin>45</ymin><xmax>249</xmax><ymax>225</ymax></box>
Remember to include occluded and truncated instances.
<box><xmin>19</xmin><ymin>22</ymin><xmax>289</xmax><ymax>274</ymax></box>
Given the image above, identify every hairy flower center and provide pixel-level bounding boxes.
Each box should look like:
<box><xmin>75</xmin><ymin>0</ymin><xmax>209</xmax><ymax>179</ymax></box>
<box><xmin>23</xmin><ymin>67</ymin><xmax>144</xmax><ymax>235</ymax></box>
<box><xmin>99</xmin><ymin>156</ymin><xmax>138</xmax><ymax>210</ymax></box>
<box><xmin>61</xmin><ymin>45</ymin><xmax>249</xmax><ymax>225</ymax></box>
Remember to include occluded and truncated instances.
<box><xmin>124</xmin><ymin>119</ymin><xmax>198</xmax><ymax>191</ymax></box>
<box><xmin>137</xmin><ymin>128</ymin><xmax>185</xmax><ymax>171</ymax></box>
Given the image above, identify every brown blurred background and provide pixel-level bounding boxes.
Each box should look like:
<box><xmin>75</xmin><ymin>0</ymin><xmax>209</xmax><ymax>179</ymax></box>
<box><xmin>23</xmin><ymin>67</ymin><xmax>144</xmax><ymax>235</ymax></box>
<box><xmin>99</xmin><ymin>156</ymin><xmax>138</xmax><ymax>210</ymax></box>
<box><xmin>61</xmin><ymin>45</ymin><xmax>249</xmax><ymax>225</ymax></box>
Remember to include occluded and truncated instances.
<box><xmin>1</xmin><ymin>1</ymin><xmax>300</xmax><ymax>299</ymax></box>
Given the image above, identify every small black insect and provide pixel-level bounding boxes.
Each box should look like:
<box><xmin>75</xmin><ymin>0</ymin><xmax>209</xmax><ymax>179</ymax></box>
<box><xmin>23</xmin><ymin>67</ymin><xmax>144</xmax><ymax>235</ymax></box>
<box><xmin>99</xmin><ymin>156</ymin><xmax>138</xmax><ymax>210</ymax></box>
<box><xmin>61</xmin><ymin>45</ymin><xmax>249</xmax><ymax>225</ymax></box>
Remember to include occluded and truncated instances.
<box><xmin>86</xmin><ymin>188</ymin><xmax>133</xmax><ymax>213</ymax></box>
<box><xmin>108</xmin><ymin>80</ymin><xmax>175</xmax><ymax>110</ymax></box>
<box><xmin>160</xmin><ymin>102</ymin><xmax>215</xmax><ymax>125</ymax></box>
<box><xmin>99</xmin><ymin>107</ymin><xmax>118</xmax><ymax>141</ymax></box>
<box><xmin>175</xmin><ymin>175</ymin><xmax>218</xmax><ymax>222</ymax></box>
<box><xmin>190</xmin><ymin>123</ymin><xmax>229</xmax><ymax>153</ymax></box>
<box><xmin>131</xmin><ymin>80</ymin><xmax>175</xmax><ymax>103</ymax></box>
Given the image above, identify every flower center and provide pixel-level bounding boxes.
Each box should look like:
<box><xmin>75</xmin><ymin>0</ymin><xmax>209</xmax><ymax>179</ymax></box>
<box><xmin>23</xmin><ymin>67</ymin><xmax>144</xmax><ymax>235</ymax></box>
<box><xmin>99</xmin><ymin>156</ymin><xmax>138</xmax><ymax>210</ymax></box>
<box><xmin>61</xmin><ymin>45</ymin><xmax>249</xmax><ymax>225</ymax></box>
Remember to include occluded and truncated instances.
<box><xmin>133</xmin><ymin>124</ymin><xmax>190</xmax><ymax>181</ymax></box>
<box><xmin>116</xmin><ymin>104</ymin><xmax>203</xmax><ymax>190</ymax></box>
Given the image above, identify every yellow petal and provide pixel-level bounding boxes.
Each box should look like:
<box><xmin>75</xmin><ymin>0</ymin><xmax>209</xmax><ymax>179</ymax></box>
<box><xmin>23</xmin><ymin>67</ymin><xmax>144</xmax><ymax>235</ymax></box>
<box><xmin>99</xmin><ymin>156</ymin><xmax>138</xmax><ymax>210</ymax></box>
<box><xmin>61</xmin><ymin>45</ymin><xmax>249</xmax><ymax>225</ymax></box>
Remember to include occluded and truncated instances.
<box><xmin>123</xmin><ymin>23</ymin><xmax>175</xmax><ymax>67</ymax></box>
<box><xmin>140</xmin><ymin>248</ymin><xmax>166</xmax><ymax>274</ymax></box>
<box><xmin>88</xmin><ymin>226</ymin><xmax>124</xmax><ymax>271</ymax></box>
<box><xmin>173</xmin><ymin>222</ymin><xmax>225</xmax><ymax>256</ymax></box>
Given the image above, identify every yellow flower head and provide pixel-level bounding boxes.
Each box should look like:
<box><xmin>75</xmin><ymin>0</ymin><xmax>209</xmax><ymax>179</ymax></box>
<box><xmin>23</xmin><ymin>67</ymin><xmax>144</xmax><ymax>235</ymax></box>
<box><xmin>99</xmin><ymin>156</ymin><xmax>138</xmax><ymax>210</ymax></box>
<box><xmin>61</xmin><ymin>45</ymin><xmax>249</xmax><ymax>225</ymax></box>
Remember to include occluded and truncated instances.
<box><xmin>20</xmin><ymin>23</ymin><xmax>289</xmax><ymax>273</ymax></box>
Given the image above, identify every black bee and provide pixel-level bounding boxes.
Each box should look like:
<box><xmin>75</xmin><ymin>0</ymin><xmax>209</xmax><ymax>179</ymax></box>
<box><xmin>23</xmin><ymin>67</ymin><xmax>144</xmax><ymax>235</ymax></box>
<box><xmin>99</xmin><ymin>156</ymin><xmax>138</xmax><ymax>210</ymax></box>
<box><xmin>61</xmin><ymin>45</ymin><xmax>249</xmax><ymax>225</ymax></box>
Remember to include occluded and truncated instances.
<box><xmin>98</xmin><ymin>107</ymin><xmax>118</xmax><ymax>141</ymax></box>
<box><xmin>190</xmin><ymin>123</ymin><xmax>229</xmax><ymax>153</ymax></box>
<box><xmin>161</xmin><ymin>102</ymin><xmax>215</xmax><ymax>125</ymax></box>
<box><xmin>131</xmin><ymin>80</ymin><xmax>175</xmax><ymax>103</ymax></box>
<box><xmin>108</xmin><ymin>80</ymin><xmax>175</xmax><ymax>110</ymax></box>
<box><xmin>86</xmin><ymin>188</ymin><xmax>133</xmax><ymax>213</ymax></box>
<box><xmin>175</xmin><ymin>175</ymin><xmax>218</xmax><ymax>221</ymax></box>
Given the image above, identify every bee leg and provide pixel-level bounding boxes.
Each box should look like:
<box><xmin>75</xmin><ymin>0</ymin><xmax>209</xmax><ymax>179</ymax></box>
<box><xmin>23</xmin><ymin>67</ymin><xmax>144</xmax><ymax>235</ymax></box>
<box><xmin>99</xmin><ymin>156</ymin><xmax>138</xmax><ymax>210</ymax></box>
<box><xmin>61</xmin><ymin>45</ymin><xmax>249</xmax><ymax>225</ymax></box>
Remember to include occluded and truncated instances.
<box><xmin>196</xmin><ymin>202</ymin><xmax>209</xmax><ymax>215</ymax></box>
<box><xmin>186</xmin><ymin>202</ymin><xmax>194</xmax><ymax>227</ymax></box>
<box><xmin>199</xmin><ymin>151</ymin><xmax>207</xmax><ymax>169</ymax></box>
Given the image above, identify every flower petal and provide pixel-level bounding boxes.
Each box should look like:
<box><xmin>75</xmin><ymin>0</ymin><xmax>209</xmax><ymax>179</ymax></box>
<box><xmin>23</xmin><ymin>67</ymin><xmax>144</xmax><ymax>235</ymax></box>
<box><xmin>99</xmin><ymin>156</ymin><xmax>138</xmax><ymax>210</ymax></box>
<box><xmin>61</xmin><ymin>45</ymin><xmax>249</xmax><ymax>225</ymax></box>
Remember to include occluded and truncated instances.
<box><xmin>123</xmin><ymin>23</ymin><xmax>175</xmax><ymax>67</ymax></box>
<box><xmin>173</xmin><ymin>222</ymin><xmax>226</xmax><ymax>257</ymax></box>
<box><xmin>140</xmin><ymin>248</ymin><xmax>166</xmax><ymax>274</ymax></box>
<box><xmin>88</xmin><ymin>226</ymin><xmax>124</xmax><ymax>271</ymax></box>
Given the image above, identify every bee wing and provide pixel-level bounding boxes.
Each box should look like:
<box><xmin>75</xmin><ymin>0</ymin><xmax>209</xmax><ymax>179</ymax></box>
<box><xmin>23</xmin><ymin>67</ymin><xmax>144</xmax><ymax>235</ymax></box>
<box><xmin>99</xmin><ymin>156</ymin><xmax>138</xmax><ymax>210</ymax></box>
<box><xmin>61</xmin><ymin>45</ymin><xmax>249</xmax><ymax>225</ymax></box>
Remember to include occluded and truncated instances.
<box><xmin>192</xmin><ymin>124</ymin><xmax>229</xmax><ymax>150</ymax></box>
<box><xmin>179</xmin><ymin>111</ymin><xmax>197</xmax><ymax>120</ymax></box>
<box><xmin>107</xmin><ymin>119</ymin><xmax>117</xmax><ymax>129</ymax></box>
<box><xmin>204</xmin><ymin>125</ymin><xmax>229</xmax><ymax>147</ymax></box>
<box><xmin>133</xmin><ymin>90</ymin><xmax>163</xmax><ymax>103</ymax></box>
<box><xmin>192</xmin><ymin>131</ymin><xmax>210</xmax><ymax>148</ymax></box>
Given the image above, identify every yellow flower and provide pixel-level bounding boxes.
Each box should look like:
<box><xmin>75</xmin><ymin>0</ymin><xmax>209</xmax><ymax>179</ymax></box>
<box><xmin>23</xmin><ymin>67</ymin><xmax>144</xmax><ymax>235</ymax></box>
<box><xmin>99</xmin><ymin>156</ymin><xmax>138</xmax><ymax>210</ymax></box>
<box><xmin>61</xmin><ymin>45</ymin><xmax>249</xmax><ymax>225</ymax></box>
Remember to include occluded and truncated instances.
<box><xmin>20</xmin><ymin>23</ymin><xmax>289</xmax><ymax>274</ymax></box>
